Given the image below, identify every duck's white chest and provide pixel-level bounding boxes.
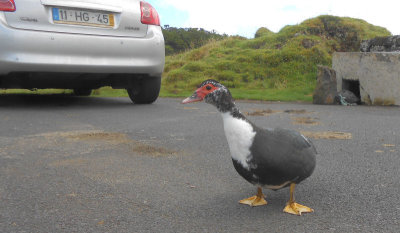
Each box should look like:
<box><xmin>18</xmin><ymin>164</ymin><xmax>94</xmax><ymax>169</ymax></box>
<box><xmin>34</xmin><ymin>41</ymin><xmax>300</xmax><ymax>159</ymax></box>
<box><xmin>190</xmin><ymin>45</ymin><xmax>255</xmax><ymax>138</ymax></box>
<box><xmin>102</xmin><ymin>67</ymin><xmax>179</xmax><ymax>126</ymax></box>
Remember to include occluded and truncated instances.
<box><xmin>221</xmin><ymin>113</ymin><xmax>256</xmax><ymax>170</ymax></box>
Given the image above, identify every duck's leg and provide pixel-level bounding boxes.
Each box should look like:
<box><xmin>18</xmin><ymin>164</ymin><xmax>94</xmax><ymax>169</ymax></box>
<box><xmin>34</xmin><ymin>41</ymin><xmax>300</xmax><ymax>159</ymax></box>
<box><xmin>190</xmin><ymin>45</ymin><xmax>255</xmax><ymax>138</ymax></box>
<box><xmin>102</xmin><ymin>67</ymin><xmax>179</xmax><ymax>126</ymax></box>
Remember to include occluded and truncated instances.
<box><xmin>283</xmin><ymin>183</ymin><xmax>313</xmax><ymax>215</ymax></box>
<box><xmin>239</xmin><ymin>187</ymin><xmax>267</xmax><ymax>207</ymax></box>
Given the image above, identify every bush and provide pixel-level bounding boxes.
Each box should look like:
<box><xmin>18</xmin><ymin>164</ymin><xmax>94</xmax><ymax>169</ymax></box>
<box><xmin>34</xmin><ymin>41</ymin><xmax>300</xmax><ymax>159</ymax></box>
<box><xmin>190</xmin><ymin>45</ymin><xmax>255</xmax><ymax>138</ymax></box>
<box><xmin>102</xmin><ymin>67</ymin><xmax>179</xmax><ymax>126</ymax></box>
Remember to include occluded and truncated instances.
<box><xmin>255</xmin><ymin>27</ymin><xmax>274</xmax><ymax>38</ymax></box>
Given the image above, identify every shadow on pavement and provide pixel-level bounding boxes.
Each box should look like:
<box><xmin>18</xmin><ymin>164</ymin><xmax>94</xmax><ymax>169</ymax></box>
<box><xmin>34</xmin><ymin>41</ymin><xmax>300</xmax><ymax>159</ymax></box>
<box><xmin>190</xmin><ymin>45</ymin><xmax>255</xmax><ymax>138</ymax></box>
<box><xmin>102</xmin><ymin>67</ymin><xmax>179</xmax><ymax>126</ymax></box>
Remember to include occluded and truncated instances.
<box><xmin>0</xmin><ymin>94</ymin><xmax>133</xmax><ymax>109</ymax></box>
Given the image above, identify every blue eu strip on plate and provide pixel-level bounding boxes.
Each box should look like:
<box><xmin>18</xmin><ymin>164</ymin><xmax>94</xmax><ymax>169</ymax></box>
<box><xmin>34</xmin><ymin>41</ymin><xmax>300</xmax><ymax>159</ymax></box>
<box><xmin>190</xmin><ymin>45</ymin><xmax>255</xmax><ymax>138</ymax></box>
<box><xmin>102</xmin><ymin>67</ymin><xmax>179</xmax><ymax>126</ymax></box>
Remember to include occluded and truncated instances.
<box><xmin>52</xmin><ymin>8</ymin><xmax>60</xmax><ymax>21</ymax></box>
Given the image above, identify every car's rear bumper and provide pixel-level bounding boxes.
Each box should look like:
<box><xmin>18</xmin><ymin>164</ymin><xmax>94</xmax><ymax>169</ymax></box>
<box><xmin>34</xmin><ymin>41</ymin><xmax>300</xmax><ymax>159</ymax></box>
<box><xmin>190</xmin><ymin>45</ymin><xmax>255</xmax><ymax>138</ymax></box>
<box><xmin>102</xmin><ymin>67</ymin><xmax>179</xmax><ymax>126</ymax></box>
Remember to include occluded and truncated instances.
<box><xmin>0</xmin><ymin>17</ymin><xmax>165</xmax><ymax>76</ymax></box>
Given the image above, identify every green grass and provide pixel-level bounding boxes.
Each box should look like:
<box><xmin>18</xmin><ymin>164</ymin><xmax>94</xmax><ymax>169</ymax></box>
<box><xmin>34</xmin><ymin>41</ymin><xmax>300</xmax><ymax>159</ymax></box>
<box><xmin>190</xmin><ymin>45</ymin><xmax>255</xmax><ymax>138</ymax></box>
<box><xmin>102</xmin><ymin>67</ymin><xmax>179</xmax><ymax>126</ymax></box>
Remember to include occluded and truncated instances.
<box><xmin>91</xmin><ymin>87</ymin><xmax>128</xmax><ymax>97</ymax></box>
<box><xmin>159</xmin><ymin>85</ymin><xmax>315</xmax><ymax>102</ymax></box>
<box><xmin>0</xmin><ymin>89</ymin><xmax>73</xmax><ymax>95</ymax></box>
<box><xmin>0</xmin><ymin>87</ymin><xmax>129</xmax><ymax>97</ymax></box>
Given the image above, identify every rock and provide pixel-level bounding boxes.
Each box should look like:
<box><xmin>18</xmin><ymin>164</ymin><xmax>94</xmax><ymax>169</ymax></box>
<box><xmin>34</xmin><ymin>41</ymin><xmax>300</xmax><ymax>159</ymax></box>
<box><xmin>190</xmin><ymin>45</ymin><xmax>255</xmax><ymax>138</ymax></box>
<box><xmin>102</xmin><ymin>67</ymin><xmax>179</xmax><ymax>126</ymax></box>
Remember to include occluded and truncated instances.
<box><xmin>334</xmin><ymin>90</ymin><xmax>360</xmax><ymax>105</ymax></box>
<box><xmin>301</xmin><ymin>39</ymin><xmax>316</xmax><ymax>48</ymax></box>
<box><xmin>313</xmin><ymin>66</ymin><xmax>337</xmax><ymax>105</ymax></box>
<box><xmin>360</xmin><ymin>35</ymin><xmax>400</xmax><ymax>52</ymax></box>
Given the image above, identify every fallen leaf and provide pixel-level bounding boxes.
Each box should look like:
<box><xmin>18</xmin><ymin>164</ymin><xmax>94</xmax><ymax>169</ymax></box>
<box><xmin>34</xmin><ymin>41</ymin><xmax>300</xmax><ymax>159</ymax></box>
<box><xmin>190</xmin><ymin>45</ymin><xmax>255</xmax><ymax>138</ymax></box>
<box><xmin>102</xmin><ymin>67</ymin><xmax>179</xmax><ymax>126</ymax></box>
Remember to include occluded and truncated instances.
<box><xmin>375</xmin><ymin>150</ymin><xmax>384</xmax><ymax>153</ymax></box>
<box><xmin>183</xmin><ymin>107</ymin><xmax>199</xmax><ymax>110</ymax></box>
<box><xmin>98</xmin><ymin>220</ymin><xmax>105</xmax><ymax>225</ymax></box>
<box><xmin>382</xmin><ymin>144</ymin><xmax>395</xmax><ymax>147</ymax></box>
<box><xmin>245</xmin><ymin>109</ymin><xmax>281</xmax><ymax>116</ymax></box>
<box><xmin>284</xmin><ymin>109</ymin><xmax>308</xmax><ymax>114</ymax></box>
<box><xmin>292</xmin><ymin>117</ymin><xmax>320</xmax><ymax>125</ymax></box>
<box><xmin>186</xmin><ymin>183</ymin><xmax>196</xmax><ymax>188</ymax></box>
<box><xmin>300</xmin><ymin>131</ymin><xmax>352</xmax><ymax>140</ymax></box>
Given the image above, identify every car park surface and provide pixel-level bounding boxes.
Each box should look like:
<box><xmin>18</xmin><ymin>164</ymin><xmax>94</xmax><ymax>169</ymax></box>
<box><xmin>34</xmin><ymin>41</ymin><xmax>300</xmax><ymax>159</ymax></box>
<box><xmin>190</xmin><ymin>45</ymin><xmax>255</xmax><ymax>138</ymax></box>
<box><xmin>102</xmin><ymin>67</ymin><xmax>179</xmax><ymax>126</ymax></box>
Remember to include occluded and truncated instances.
<box><xmin>0</xmin><ymin>96</ymin><xmax>399</xmax><ymax>232</ymax></box>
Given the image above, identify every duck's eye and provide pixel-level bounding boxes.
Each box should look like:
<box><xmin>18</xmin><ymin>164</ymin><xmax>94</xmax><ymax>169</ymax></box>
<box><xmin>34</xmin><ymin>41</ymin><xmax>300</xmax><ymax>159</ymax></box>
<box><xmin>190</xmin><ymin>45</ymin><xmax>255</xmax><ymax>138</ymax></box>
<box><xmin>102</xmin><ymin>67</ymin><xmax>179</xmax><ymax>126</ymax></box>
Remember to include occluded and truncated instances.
<box><xmin>206</xmin><ymin>85</ymin><xmax>212</xmax><ymax>91</ymax></box>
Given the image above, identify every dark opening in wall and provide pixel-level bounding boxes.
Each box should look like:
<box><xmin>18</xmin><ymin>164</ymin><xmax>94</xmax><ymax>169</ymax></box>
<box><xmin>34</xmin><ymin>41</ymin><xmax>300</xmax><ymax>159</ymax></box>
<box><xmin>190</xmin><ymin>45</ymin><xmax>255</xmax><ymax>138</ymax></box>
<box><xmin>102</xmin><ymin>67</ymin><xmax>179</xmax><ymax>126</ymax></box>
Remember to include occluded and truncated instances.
<box><xmin>342</xmin><ymin>79</ymin><xmax>361</xmax><ymax>99</ymax></box>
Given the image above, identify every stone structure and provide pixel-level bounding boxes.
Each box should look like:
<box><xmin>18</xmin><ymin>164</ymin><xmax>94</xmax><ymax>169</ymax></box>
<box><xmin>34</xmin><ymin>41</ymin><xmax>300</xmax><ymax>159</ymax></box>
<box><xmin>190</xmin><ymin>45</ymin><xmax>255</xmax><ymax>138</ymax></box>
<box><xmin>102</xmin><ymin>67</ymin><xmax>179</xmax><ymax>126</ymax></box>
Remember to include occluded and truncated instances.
<box><xmin>360</xmin><ymin>35</ymin><xmax>400</xmax><ymax>52</ymax></box>
<box><xmin>313</xmin><ymin>66</ymin><xmax>337</xmax><ymax>104</ymax></box>
<box><xmin>333</xmin><ymin>52</ymin><xmax>400</xmax><ymax>105</ymax></box>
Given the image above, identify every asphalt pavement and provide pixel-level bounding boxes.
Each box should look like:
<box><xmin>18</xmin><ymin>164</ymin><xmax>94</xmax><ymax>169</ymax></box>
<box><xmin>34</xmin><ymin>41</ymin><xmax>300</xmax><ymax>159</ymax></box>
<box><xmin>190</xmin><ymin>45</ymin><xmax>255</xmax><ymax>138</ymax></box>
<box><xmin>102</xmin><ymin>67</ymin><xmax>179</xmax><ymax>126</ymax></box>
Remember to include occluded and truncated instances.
<box><xmin>0</xmin><ymin>94</ymin><xmax>399</xmax><ymax>232</ymax></box>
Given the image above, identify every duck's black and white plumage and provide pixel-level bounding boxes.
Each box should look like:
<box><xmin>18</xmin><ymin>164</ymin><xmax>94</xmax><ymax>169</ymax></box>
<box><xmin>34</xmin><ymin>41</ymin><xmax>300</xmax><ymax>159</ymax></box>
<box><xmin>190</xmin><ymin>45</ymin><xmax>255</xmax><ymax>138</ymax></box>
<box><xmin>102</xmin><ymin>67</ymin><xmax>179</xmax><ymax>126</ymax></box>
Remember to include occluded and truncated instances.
<box><xmin>182</xmin><ymin>80</ymin><xmax>317</xmax><ymax>215</ymax></box>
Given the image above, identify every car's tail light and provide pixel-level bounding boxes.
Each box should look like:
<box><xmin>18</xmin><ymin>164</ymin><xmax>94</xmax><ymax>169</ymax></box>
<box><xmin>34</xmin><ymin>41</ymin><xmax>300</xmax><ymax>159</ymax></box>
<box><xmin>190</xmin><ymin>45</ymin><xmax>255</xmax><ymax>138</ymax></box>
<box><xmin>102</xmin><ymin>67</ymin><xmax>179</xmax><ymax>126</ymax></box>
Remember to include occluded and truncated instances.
<box><xmin>140</xmin><ymin>1</ymin><xmax>160</xmax><ymax>26</ymax></box>
<box><xmin>0</xmin><ymin>0</ymin><xmax>16</xmax><ymax>12</ymax></box>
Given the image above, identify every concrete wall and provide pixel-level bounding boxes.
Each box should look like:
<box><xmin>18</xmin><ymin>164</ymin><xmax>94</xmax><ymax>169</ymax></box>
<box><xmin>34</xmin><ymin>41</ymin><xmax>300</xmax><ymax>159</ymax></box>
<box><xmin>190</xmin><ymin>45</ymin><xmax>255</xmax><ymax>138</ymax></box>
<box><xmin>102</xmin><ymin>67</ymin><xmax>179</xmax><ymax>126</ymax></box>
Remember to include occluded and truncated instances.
<box><xmin>333</xmin><ymin>52</ymin><xmax>400</xmax><ymax>105</ymax></box>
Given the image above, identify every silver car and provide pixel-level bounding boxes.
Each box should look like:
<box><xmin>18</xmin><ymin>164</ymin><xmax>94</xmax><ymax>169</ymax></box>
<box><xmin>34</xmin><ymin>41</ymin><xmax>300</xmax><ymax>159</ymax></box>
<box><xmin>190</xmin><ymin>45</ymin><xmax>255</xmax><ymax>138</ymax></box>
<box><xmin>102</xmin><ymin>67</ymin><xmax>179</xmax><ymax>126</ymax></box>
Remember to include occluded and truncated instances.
<box><xmin>0</xmin><ymin>0</ymin><xmax>165</xmax><ymax>104</ymax></box>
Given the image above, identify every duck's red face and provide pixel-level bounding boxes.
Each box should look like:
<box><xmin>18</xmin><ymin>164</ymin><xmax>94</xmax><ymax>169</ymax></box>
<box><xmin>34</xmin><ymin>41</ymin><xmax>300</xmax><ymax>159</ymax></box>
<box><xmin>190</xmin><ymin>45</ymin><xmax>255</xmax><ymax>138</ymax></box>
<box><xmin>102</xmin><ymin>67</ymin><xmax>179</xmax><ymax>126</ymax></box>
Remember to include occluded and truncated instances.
<box><xmin>182</xmin><ymin>83</ymin><xmax>219</xmax><ymax>104</ymax></box>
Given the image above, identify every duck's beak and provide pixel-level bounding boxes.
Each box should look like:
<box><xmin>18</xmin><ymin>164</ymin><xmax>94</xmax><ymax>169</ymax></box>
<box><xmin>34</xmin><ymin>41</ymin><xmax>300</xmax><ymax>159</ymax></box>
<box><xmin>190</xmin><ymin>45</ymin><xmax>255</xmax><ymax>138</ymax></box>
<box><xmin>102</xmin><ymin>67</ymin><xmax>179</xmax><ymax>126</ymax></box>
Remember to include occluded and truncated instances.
<box><xmin>182</xmin><ymin>91</ymin><xmax>203</xmax><ymax>104</ymax></box>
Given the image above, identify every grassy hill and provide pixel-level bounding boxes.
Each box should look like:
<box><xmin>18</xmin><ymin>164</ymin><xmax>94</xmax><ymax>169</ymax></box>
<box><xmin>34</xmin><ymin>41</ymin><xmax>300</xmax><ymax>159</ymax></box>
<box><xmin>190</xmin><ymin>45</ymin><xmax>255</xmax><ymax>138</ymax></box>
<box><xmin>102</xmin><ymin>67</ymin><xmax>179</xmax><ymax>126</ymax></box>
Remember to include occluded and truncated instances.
<box><xmin>163</xmin><ymin>27</ymin><xmax>227</xmax><ymax>55</ymax></box>
<box><xmin>160</xmin><ymin>15</ymin><xmax>391</xmax><ymax>101</ymax></box>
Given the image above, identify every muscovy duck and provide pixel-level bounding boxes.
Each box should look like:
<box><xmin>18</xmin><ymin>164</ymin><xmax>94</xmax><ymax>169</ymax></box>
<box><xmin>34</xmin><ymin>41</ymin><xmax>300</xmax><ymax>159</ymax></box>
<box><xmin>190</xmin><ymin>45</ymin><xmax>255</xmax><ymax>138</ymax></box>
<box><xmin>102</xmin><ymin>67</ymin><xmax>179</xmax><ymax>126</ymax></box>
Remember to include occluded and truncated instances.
<box><xmin>182</xmin><ymin>80</ymin><xmax>317</xmax><ymax>215</ymax></box>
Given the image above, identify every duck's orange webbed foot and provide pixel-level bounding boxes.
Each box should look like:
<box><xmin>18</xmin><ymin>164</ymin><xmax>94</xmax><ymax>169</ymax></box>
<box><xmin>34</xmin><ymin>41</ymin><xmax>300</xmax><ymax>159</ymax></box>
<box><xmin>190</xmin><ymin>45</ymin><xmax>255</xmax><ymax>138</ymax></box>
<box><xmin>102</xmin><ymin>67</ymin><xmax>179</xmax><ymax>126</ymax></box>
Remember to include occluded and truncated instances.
<box><xmin>283</xmin><ymin>183</ymin><xmax>313</xmax><ymax>216</ymax></box>
<box><xmin>239</xmin><ymin>187</ymin><xmax>267</xmax><ymax>207</ymax></box>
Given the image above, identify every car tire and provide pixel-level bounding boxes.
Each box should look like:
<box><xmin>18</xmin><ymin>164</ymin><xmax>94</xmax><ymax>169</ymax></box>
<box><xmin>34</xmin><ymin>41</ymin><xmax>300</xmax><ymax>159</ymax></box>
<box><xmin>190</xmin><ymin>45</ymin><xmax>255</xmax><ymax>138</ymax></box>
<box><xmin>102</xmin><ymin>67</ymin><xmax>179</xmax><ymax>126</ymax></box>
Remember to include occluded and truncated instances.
<box><xmin>73</xmin><ymin>88</ymin><xmax>92</xmax><ymax>96</ymax></box>
<box><xmin>127</xmin><ymin>76</ymin><xmax>161</xmax><ymax>104</ymax></box>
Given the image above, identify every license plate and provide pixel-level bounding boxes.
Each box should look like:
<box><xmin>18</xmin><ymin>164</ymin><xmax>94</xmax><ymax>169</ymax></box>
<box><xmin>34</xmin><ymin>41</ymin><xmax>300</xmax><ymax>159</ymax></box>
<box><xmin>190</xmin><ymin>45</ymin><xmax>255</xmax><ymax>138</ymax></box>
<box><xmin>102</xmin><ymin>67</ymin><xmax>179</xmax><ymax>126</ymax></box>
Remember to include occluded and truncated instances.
<box><xmin>52</xmin><ymin>7</ymin><xmax>114</xmax><ymax>28</ymax></box>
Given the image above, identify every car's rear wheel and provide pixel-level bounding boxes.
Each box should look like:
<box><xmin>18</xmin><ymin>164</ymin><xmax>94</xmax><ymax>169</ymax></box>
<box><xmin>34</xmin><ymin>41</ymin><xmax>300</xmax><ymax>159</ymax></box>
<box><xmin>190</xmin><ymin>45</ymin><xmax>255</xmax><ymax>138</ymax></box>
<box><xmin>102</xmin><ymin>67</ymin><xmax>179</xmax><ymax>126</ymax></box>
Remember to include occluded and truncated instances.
<box><xmin>73</xmin><ymin>88</ymin><xmax>92</xmax><ymax>96</ymax></box>
<box><xmin>126</xmin><ymin>76</ymin><xmax>161</xmax><ymax>104</ymax></box>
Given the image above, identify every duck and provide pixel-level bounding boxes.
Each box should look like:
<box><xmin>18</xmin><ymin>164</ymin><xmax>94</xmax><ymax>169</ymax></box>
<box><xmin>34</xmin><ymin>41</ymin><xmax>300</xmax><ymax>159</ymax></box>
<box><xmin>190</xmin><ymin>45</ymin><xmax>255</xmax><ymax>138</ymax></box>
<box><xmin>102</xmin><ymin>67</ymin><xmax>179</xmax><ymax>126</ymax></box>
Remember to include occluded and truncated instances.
<box><xmin>182</xmin><ymin>79</ymin><xmax>317</xmax><ymax>215</ymax></box>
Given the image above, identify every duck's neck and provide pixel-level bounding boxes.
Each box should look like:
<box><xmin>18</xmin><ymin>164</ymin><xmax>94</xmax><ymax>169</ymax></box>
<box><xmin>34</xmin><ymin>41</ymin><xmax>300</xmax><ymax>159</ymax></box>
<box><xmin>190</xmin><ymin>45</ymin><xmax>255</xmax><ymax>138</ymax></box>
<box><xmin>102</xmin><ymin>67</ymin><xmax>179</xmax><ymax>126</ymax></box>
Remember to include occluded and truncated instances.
<box><xmin>227</xmin><ymin>105</ymin><xmax>247</xmax><ymax>121</ymax></box>
<box><xmin>209</xmin><ymin>91</ymin><xmax>247</xmax><ymax>121</ymax></box>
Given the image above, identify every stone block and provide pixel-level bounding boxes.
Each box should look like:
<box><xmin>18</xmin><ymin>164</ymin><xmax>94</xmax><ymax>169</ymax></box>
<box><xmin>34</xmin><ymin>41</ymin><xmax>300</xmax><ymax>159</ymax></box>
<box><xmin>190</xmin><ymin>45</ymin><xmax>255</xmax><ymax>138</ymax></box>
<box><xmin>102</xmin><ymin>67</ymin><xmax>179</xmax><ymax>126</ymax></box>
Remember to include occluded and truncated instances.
<box><xmin>360</xmin><ymin>35</ymin><xmax>400</xmax><ymax>52</ymax></box>
<box><xmin>333</xmin><ymin>52</ymin><xmax>400</xmax><ymax>105</ymax></box>
<box><xmin>313</xmin><ymin>65</ymin><xmax>337</xmax><ymax>105</ymax></box>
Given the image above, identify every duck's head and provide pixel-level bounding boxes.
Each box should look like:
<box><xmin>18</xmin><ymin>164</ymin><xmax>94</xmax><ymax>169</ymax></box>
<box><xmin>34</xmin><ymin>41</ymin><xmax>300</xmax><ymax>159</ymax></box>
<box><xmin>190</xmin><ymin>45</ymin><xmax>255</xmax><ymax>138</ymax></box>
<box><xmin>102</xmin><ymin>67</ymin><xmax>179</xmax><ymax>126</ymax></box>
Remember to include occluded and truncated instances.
<box><xmin>182</xmin><ymin>79</ymin><xmax>235</xmax><ymax>113</ymax></box>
